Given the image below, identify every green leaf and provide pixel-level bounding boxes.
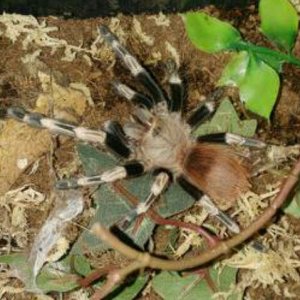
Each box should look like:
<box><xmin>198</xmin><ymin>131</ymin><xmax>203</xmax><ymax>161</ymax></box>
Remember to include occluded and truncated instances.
<box><xmin>72</xmin><ymin>145</ymin><xmax>195</xmax><ymax>254</ymax></box>
<box><xmin>113</xmin><ymin>275</ymin><xmax>148</xmax><ymax>300</ymax></box>
<box><xmin>239</xmin><ymin>54</ymin><xmax>280</xmax><ymax>119</ymax></box>
<box><xmin>184</xmin><ymin>12</ymin><xmax>242</xmax><ymax>53</ymax></box>
<box><xmin>0</xmin><ymin>254</ymin><xmax>79</xmax><ymax>293</ymax></box>
<box><xmin>194</xmin><ymin>98</ymin><xmax>257</xmax><ymax>137</ymax></box>
<box><xmin>36</xmin><ymin>269</ymin><xmax>79</xmax><ymax>293</ymax></box>
<box><xmin>218</xmin><ymin>51</ymin><xmax>250</xmax><ymax>86</ymax></box>
<box><xmin>254</xmin><ymin>52</ymin><xmax>284</xmax><ymax>73</ymax></box>
<box><xmin>219</xmin><ymin>50</ymin><xmax>283</xmax><ymax>82</ymax></box>
<box><xmin>0</xmin><ymin>253</ymin><xmax>25</xmax><ymax>265</ymax></box>
<box><xmin>219</xmin><ymin>51</ymin><xmax>280</xmax><ymax>119</ymax></box>
<box><xmin>152</xmin><ymin>265</ymin><xmax>240</xmax><ymax>300</ymax></box>
<box><xmin>72</xmin><ymin>254</ymin><xmax>92</xmax><ymax>276</ymax></box>
<box><xmin>259</xmin><ymin>0</ymin><xmax>298</xmax><ymax>52</ymax></box>
<box><xmin>283</xmin><ymin>185</ymin><xmax>300</xmax><ymax>218</ymax></box>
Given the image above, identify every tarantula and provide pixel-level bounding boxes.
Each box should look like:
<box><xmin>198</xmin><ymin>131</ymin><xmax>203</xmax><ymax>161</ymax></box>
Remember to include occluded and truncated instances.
<box><xmin>1</xmin><ymin>25</ymin><xmax>266</xmax><ymax>233</ymax></box>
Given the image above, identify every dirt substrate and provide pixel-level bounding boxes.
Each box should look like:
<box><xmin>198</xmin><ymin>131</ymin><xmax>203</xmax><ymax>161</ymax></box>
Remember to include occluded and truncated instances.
<box><xmin>0</xmin><ymin>4</ymin><xmax>300</xmax><ymax>300</ymax></box>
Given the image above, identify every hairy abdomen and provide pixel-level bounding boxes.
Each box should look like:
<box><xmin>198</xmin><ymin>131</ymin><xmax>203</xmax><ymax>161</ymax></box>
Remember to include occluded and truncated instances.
<box><xmin>183</xmin><ymin>143</ymin><xmax>250</xmax><ymax>210</ymax></box>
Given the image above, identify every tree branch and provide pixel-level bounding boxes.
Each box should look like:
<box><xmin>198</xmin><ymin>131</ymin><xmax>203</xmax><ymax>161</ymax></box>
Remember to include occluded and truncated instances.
<box><xmin>92</xmin><ymin>156</ymin><xmax>300</xmax><ymax>271</ymax></box>
<box><xmin>90</xmin><ymin>261</ymin><xmax>149</xmax><ymax>300</ymax></box>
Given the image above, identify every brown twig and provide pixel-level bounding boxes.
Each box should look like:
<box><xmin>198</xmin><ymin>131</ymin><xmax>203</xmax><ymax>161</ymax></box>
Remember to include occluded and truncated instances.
<box><xmin>90</xmin><ymin>158</ymin><xmax>300</xmax><ymax>299</ymax></box>
<box><xmin>78</xmin><ymin>265</ymin><xmax>118</xmax><ymax>288</ymax></box>
<box><xmin>147</xmin><ymin>211</ymin><xmax>219</xmax><ymax>247</ymax></box>
<box><xmin>91</xmin><ymin>259</ymin><xmax>149</xmax><ymax>300</ymax></box>
<box><xmin>92</xmin><ymin>156</ymin><xmax>300</xmax><ymax>271</ymax></box>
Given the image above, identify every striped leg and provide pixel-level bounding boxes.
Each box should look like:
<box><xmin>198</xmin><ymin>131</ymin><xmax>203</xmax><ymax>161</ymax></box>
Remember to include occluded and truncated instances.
<box><xmin>118</xmin><ymin>171</ymin><xmax>170</xmax><ymax>229</ymax></box>
<box><xmin>99</xmin><ymin>25</ymin><xmax>169</xmax><ymax>107</ymax></box>
<box><xmin>177</xmin><ymin>176</ymin><xmax>240</xmax><ymax>234</ymax></box>
<box><xmin>197</xmin><ymin>132</ymin><xmax>266</xmax><ymax>148</ymax></box>
<box><xmin>56</xmin><ymin>161</ymin><xmax>145</xmax><ymax>189</ymax></box>
<box><xmin>5</xmin><ymin>107</ymin><xmax>131</xmax><ymax>158</ymax></box>
<box><xmin>112</xmin><ymin>80</ymin><xmax>153</xmax><ymax>109</ymax></box>
<box><xmin>187</xmin><ymin>87</ymin><xmax>225</xmax><ymax>128</ymax></box>
<box><xmin>103</xmin><ymin>120</ymin><xmax>127</xmax><ymax>145</ymax></box>
<box><xmin>166</xmin><ymin>59</ymin><xmax>184</xmax><ymax>112</ymax></box>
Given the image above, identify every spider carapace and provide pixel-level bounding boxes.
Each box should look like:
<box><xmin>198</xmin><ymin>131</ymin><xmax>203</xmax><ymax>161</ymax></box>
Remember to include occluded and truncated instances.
<box><xmin>1</xmin><ymin>25</ymin><xmax>266</xmax><ymax>233</ymax></box>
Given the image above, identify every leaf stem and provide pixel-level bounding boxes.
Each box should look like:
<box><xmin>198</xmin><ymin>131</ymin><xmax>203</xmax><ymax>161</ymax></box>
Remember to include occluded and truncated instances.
<box><xmin>233</xmin><ymin>41</ymin><xmax>300</xmax><ymax>67</ymax></box>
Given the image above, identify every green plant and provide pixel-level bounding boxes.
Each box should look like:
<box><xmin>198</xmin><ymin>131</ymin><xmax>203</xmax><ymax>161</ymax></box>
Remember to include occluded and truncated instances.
<box><xmin>184</xmin><ymin>0</ymin><xmax>300</xmax><ymax>119</ymax></box>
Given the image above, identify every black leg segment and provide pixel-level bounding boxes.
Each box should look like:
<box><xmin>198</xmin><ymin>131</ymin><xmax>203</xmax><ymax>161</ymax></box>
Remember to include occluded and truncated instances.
<box><xmin>56</xmin><ymin>161</ymin><xmax>144</xmax><ymax>189</ymax></box>
<box><xmin>197</xmin><ymin>132</ymin><xmax>266</xmax><ymax>148</ymax></box>
<box><xmin>169</xmin><ymin>75</ymin><xmax>184</xmax><ymax>112</ymax></box>
<box><xmin>187</xmin><ymin>87</ymin><xmax>225</xmax><ymax>128</ymax></box>
<box><xmin>123</xmin><ymin>161</ymin><xmax>145</xmax><ymax>177</ymax></box>
<box><xmin>112</xmin><ymin>81</ymin><xmax>153</xmax><ymax>109</ymax></box>
<box><xmin>166</xmin><ymin>59</ymin><xmax>184</xmax><ymax>112</ymax></box>
<box><xmin>6</xmin><ymin>106</ymin><xmax>132</xmax><ymax>158</ymax></box>
<box><xmin>99</xmin><ymin>25</ymin><xmax>169</xmax><ymax>106</ymax></box>
<box><xmin>187</xmin><ymin>101</ymin><xmax>215</xmax><ymax>128</ymax></box>
<box><xmin>105</xmin><ymin>132</ymin><xmax>131</xmax><ymax>158</ymax></box>
<box><xmin>177</xmin><ymin>176</ymin><xmax>203</xmax><ymax>199</ymax></box>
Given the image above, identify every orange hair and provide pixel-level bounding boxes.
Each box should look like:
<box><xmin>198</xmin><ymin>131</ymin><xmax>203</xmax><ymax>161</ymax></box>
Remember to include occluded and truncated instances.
<box><xmin>183</xmin><ymin>143</ymin><xmax>250</xmax><ymax>210</ymax></box>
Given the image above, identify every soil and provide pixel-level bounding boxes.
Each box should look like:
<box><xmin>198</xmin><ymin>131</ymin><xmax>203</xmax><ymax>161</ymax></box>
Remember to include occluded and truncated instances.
<box><xmin>0</xmin><ymin>4</ymin><xmax>300</xmax><ymax>300</ymax></box>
